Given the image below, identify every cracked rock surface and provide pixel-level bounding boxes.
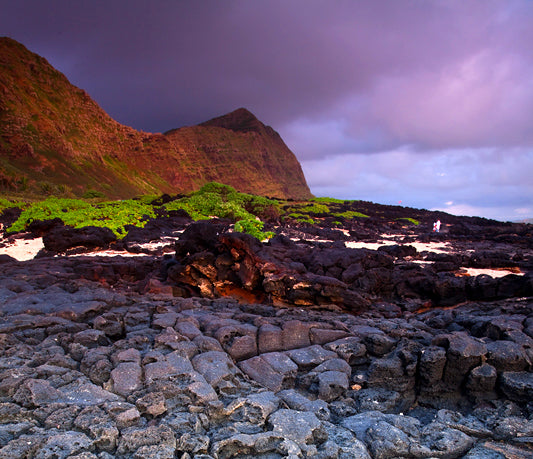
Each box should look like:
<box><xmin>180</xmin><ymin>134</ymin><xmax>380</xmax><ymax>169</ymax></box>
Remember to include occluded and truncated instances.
<box><xmin>0</xmin><ymin>254</ymin><xmax>532</xmax><ymax>458</ymax></box>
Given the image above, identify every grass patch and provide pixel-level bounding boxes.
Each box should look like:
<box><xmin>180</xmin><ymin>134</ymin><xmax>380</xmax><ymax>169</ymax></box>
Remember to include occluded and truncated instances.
<box><xmin>396</xmin><ymin>217</ymin><xmax>420</xmax><ymax>225</ymax></box>
<box><xmin>311</xmin><ymin>197</ymin><xmax>347</xmax><ymax>204</ymax></box>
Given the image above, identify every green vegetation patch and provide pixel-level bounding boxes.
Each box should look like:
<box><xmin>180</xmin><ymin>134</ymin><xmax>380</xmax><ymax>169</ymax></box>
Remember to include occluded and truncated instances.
<box><xmin>396</xmin><ymin>217</ymin><xmax>420</xmax><ymax>225</ymax></box>
<box><xmin>0</xmin><ymin>198</ymin><xmax>25</xmax><ymax>212</ymax></box>
<box><xmin>8</xmin><ymin>197</ymin><xmax>156</xmax><ymax>237</ymax></box>
<box><xmin>164</xmin><ymin>182</ymin><xmax>278</xmax><ymax>240</ymax></box>
<box><xmin>285</xmin><ymin>202</ymin><xmax>330</xmax><ymax>215</ymax></box>
<box><xmin>286</xmin><ymin>213</ymin><xmax>315</xmax><ymax>224</ymax></box>
<box><xmin>311</xmin><ymin>197</ymin><xmax>347</xmax><ymax>204</ymax></box>
<box><xmin>332</xmin><ymin>210</ymin><xmax>369</xmax><ymax>219</ymax></box>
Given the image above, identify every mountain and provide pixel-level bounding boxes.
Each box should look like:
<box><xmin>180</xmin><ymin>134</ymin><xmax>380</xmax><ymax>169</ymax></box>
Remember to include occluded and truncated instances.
<box><xmin>0</xmin><ymin>37</ymin><xmax>312</xmax><ymax>200</ymax></box>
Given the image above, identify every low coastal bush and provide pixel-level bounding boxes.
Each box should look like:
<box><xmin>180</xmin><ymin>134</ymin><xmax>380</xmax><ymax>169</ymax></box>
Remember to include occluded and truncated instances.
<box><xmin>0</xmin><ymin>198</ymin><xmax>25</xmax><ymax>212</ymax></box>
<box><xmin>3</xmin><ymin>185</ymin><xmax>391</xmax><ymax>241</ymax></box>
<box><xmin>332</xmin><ymin>210</ymin><xmax>369</xmax><ymax>219</ymax></box>
<box><xmin>164</xmin><ymin>182</ymin><xmax>279</xmax><ymax>223</ymax></box>
<box><xmin>285</xmin><ymin>213</ymin><xmax>315</xmax><ymax>224</ymax></box>
<box><xmin>396</xmin><ymin>217</ymin><xmax>420</xmax><ymax>225</ymax></box>
<box><xmin>311</xmin><ymin>197</ymin><xmax>347</xmax><ymax>204</ymax></box>
<box><xmin>5</xmin><ymin>183</ymin><xmax>279</xmax><ymax>240</ymax></box>
<box><xmin>234</xmin><ymin>218</ymin><xmax>274</xmax><ymax>241</ymax></box>
<box><xmin>8</xmin><ymin>197</ymin><xmax>156</xmax><ymax>237</ymax></box>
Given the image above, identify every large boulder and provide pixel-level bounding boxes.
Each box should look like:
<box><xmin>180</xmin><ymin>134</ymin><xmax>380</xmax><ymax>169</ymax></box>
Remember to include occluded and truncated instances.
<box><xmin>43</xmin><ymin>225</ymin><xmax>116</xmax><ymax>253</ymax></box>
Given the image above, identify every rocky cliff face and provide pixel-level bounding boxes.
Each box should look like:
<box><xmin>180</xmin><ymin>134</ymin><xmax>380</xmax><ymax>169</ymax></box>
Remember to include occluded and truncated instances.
<box><xmin>0</xmin><ymin>37</ymin><xmax>312</xmax><ymax>199</ymax></box>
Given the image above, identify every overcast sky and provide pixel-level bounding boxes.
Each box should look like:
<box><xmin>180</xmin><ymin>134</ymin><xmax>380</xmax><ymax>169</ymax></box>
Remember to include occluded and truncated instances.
<box><xmin>2</xmin><ymin>0</ymin><xmax>532</xmax><ymax>221</ymax></box>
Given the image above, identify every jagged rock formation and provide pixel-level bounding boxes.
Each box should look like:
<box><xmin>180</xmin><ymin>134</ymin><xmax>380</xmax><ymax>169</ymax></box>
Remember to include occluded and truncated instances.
<box><xmin>0</xmin><ymin>37</ymin><xmax>312</xmax><ymax>199</ymax></box>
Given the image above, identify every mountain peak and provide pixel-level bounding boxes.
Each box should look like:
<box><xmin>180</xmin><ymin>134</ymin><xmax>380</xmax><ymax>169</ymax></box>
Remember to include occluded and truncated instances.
<box><xmin>200</xmin><ymin>108</ymin><xmax>265</xmax><ymax>133</ymax></box>
<box><xmin>0</xmin><ymin>39</ymin><xmax>312</xmax><ymax>200</ymax></box>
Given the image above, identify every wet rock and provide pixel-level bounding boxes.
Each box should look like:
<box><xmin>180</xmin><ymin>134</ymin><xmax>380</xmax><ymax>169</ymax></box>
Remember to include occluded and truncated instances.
<box><xmin>0</xmin><ymin>238</ymin><xmax>532</xmax><ymax>458</ymax></box>
<box><xmin>144</xmin><ymin>352</ymin><xmax>194</xmax><ymax>385</ymax></box>
<box><xmin>214</xmin><ymin>324</ymin><xmax>258</xmax><ymax>361</ymax></box>
<box><xmin>466</xmin><ymin>363</ymin><xmax>498</xmax><ymax>398</ymax></box>
<box><xmin>176</xmin><ymin>432</ymin><xmax>210</xmax><ymax>456</ymax></box>
<box><xmin>72</xmin><ymin>329</ymin><xmax>111</xmax><ymax>349</ymax></box>
<box><xmin>281</xmin><ymin>320</ymin><xmax>312</xmax><ymax>350</ymax></box>
<box><xmin>114</xmin><ymin>407</ymin><xmax>141</xmax><ymax>429</ymax></box>
<box><xmin>363</xmin><ymin>332</ymin><xmax>397</xmax><ymax>356</ymax></box>
<box><xmin>320</xmin><ymin>421</ymin><xmax>371</xmax><ymax>458</ymax></box>
<box><xmin>323</xmin><ymin>336</ymin><xmax>368</xmax><ymax>365</ymax></box>
<box><xmin>93</xmin><ymin>312</ymin><xmax>124</xmax><ymax>338</ymax></box>
<box><xmin>353</xmin><ymin>388</ymin><xmax>405</xmax><ymax>414</ymax></box>
<box><xmin>317</xmin><ymin>371</ymin><xmax>350</xmax><ymax>402</ymax></box>
<box><xmin>417</xmin><ymin>421</ymin><xmax>475</xmax><ymax>458</ymax></box>
<box><xmin>365</xmin><ymin>420</ymin><xmax>411</xmax><ymax>458</ymax></box>
<box><xmin>211</xmin><ymin>432</ymin><xmax>290</xmax><ymax>459</ymax></box>
<box><xmin>419</xmin><ymin>346</ymin><xmax>447</xmax><ymax>392</ymax></box>
<box><xmin>13</xmin><ymin>378</ymin><xmax>62</xmax><ymax>407</ymax></box>
<box><xmin>192</xmin><ymin>351</ymin><xmax>241</xmax><ymax>395</ymax></box>
<box><xmin>136</xmin><ymin>392</ymin><xmax>167</xmax><ymax>417</ymax></box>
<box><xmin>285</xmin><ymin>344</ymin><xmax>337</xmax><ymax>370</ymax></box>
<box><xmin>257</xmin><ymin>323</ymin><xmax>283</xmax><ymax>353</ymax></box>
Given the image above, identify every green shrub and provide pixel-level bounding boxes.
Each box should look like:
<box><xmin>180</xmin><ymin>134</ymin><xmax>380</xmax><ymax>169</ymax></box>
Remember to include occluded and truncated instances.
<box><xmin>164</xmin><ymin>182</ymin><xmax>279</xmax><ymax>228</ymax></box>
<box><xmin>234</xmin><ymin>218</ymin><xmax>274</xmax><ymax>241</ymax></box>
<box><xmin>8</xmin><ymin>197</ymin><xmax>156</xmax><ymax>237</ymax></box>
<box><xmin>396</xmin><ymin>217</ymin><xmax>420</xmax><ymax>225</ymax></box>
<box><xmin>285</xmin><ymin>213</ymin><xmax>315</xmax><ymax>224</ymax></box>
<box><xmin>82</xmin><ymin>189</ymin><xmax>106</xmax><ymax>199</ymax></box>
<box><xmin>6</xmin><ymin>182</ymin><xmax>279</xmax><ymax>241</ymax></box>
<box><xmin>0</xmin><ymin>198</ymin><xmax>25</xmax><ymax>212</ymax></box>
<box><xmin>285</xmin><ymin>203</ymin><xmax>329</xmax><ymax>216</ymax></box>
<box><xmin>332</xmin><ymin>210</ymin><xmax>369</xmax><ymax>219</ymax></box>
<box><xmin>311</xmin><ymin>197</ymin><xmax>347</xmax><ymax>204</ymax></box>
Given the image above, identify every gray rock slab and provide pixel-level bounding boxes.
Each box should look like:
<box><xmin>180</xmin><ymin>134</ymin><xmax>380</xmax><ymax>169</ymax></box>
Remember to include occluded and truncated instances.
<box><xmin>285</xmin><ymin>345</ymin><xmax>337</xmax><ymax>369</ymax></box>
<box><xmin>268</xmin><ymin>409</ymin><xmax>327</xmax><ymax>445</ymax></box>
<box><xmin>238</xmin><ymin>352</ymin><xmax>297</xmax><ymax>392</ymax></box>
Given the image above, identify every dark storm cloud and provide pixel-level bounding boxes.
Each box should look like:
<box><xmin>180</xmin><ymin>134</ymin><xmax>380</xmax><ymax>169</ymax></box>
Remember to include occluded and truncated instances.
<box><xmin>1</xmin><ymin>0</ymin><xmax>532</xmax><ymax>220</ymax></box>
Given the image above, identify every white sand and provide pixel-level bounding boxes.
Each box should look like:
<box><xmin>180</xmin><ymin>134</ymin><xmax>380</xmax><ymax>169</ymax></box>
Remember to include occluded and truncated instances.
<box><xmin>459</xmin><ymin>267</ymin><xmax>523</xmax><ymax>278</ymax></box>
<box><xmin>0</xmin><ymin>237</ymin><xmax>44</xmax><ymax>261</ymax></box>
<box><xmin>345</xmin><ymin>239</ymin><xmax>452</xmax><ymax>254</ymax></box>
<box><xmin>0</xmin><ymin>235</ymin><xmax>179</xmax><ymax>261</ymax></box>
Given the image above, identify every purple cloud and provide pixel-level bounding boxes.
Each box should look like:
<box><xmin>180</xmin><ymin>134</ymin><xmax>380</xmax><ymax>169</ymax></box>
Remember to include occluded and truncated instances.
<box><xmin>1</xmin><ymin>0</ymin><xmax>532</xmax><ymax>220</ymax></box>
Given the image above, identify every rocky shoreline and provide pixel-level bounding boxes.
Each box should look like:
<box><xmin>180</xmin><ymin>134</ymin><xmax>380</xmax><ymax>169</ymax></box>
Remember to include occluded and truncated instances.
<box><xmin>0</xmin><ymin>215</ymin><xmax>532</xmax><ymax>458</ymax></box>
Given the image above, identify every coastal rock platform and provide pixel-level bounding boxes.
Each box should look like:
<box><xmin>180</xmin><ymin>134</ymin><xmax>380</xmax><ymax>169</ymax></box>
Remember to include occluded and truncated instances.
<box><xmin>0</xmin><ymin>247</ymin><xmax>532</xmax><ymax>458</ymax></box>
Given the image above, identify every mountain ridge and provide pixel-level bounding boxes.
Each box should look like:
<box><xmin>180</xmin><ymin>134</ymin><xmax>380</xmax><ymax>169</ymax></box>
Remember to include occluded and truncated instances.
<box><xmin>0</xmin><ymin>37</ymin><xmax>312</xmax><ymax>200</ymax></box>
